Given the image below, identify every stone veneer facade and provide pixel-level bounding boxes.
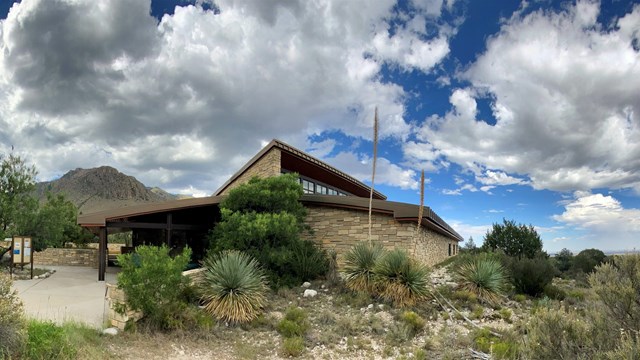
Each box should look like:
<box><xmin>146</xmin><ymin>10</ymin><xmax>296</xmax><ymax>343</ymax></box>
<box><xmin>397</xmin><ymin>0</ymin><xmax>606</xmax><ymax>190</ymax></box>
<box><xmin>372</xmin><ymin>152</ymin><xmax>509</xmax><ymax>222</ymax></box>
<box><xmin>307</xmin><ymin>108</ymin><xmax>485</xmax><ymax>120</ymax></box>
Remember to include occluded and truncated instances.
<box><xmin>34</xmin><ymin>248</ymin><xmax>98</xmax><ymax>267</ymax></box>
<box><xmin>218</xmin><ymin>148</ymin><xmax>282</xmax><ymax>195</ymax></box>
<box><xmin>303</xmin><ymin>204</ymin><xmax>458</xmax><ymax>267</ymax></box>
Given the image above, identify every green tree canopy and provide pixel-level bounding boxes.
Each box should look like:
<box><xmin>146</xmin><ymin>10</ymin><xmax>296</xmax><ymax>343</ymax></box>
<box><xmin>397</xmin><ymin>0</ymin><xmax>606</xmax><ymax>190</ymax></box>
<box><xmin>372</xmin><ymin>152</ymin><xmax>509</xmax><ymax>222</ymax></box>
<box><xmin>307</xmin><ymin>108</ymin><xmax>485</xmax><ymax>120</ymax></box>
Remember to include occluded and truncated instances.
<box><xmin>463</xmin><ymin>236</ymin><xmax>477</xmax><ymax>250</ymax></box>
<box><xmin>481</xmin><ymin>218</ymin><xmax>544</xmax><ymax>259</ymax></box>
<box><xmin>554</xmin><ymin>248</ymin><xmax>574</xmax><ymax>273</ymax></box>
<box><xmin>0</xmin><ymin>153</ymin><xmax>37</xmax><ymax>239</ymax></box>
<box><xmin>210</xmin><ymin>173</ymin><xmax>327</xmax><ymax>287</ymax></box>
<box><xmin>572</xmin><ymin>248</ymin><xmax>607</xmax><ymax>274</ymax></box>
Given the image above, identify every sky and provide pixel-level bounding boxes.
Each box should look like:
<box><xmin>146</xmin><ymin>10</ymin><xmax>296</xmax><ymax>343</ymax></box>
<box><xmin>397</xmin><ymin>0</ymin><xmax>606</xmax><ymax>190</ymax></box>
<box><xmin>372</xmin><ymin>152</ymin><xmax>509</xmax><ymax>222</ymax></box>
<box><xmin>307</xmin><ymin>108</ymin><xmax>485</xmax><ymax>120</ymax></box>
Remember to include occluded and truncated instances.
<box><xmin>1</xmin><ymin>0</ymin><xmax>639</xmax><ymax>253</ymax></box>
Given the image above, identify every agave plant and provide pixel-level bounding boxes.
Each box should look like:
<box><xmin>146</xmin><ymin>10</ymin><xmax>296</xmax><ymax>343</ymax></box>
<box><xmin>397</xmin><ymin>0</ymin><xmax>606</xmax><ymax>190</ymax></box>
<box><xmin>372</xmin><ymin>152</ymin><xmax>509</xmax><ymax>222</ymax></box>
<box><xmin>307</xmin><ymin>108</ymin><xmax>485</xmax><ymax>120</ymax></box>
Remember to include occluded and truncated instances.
<box><xmin>199</xmin><ymin>250</ymin><xmax>268</xmax><ymax>324</ymax></box>
<box><xmin>343</xmin><ymin>242</ymin><xmax>386</xmax><ymax>293</ymax></box>
<box><xmin>374</xmin><ymin>249</ymin><xmax>430</xmax><ymax>307</ymax></box>
<box><xmin>455</xmin><ymin>255</ymin><xmax>507</xmax><ymax>305</ymax></box>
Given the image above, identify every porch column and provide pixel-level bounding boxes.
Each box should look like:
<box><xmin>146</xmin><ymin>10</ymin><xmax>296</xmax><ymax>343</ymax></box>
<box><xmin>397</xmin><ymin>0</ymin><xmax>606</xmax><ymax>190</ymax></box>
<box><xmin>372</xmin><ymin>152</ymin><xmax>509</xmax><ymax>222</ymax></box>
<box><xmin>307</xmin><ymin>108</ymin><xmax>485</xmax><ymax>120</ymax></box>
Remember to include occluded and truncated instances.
<box><xmin>98</xmin><ymin>227</ymin><xmax>107</xmax><ymax>281</ymax></box>
<box><xmin>166</xmin><ymin>213</ymin><xmax>173</xmax><ymax>247</ymax></box>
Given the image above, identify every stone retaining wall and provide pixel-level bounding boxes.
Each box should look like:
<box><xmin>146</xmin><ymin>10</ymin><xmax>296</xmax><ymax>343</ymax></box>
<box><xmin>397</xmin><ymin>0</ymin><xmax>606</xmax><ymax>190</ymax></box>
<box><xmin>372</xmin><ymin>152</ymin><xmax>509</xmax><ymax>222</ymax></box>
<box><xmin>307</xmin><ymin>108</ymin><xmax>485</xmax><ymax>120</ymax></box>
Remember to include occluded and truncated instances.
<box><xmin>34</xmin><ymin>248</ymin><xmax>98</xmax><ymax>267</ymax></box>
<box><xmin>303</xmin><ymin>204</ymin><xmax>458</xmax><ymax>267</ymax></box>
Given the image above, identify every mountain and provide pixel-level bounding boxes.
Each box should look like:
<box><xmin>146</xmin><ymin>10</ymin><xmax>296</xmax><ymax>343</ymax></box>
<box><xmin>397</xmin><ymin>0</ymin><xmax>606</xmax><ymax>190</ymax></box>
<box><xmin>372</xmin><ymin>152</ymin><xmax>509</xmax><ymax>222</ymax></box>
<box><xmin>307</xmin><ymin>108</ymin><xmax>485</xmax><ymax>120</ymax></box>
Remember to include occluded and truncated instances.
<box><xmin>35</xmin><ymin>166</ymin><xmax>179</xmax><ymax>214</ymax></box>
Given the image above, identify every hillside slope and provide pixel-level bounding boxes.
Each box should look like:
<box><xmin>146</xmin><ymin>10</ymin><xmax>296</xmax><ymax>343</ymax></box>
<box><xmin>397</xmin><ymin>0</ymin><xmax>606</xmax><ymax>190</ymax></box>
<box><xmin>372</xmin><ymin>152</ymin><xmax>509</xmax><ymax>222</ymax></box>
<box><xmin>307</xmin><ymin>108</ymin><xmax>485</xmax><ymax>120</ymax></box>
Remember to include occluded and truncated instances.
<box><xmin>35</xmin><ymin>166</ymin><xmax>178</xmax><ymax>214</ymax></box>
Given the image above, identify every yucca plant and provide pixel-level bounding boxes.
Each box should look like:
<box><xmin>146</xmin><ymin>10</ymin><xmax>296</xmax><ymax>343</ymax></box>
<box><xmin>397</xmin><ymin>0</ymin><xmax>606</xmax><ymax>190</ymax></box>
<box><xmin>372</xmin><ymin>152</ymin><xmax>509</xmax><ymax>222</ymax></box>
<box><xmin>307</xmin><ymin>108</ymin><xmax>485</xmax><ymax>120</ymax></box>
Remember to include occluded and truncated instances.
<box><xmin>199</xmin><ymin>250</ymin><xmax>268</xmax><ymax>324</ymax></box>
<box><xmin>455</xmin><ymin>255</ymin><xmax>508</xmax><ymax>306</ymax></box>
<box><xmin>374</xmin><ymin>249</ymin><xmax>430</xmax><ymax>307</ymax></box>
<box><xmin>343</xmin><ymin>242</ymin><xmax>386</xmax><ymax>293</ymax></box>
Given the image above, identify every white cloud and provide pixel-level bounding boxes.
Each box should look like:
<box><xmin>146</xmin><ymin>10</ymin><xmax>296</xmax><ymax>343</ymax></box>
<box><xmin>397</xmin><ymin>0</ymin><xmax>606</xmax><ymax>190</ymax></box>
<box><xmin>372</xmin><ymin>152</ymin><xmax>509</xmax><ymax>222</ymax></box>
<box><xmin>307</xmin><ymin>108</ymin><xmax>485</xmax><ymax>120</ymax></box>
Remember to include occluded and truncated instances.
<box><xmin>413</xmin><ymin>1</ymin><xmax>640</xmax><ymax>193</ymax></box>
<box><xmin>324</xmin><ymin>151</ymin><xmax>418</xmax><ymax>190</ymax></box>
<box><xmin>552</xmin><ymin>191</ymin><xmax>640</xmax><ymax>250</ymax></box>
<box><xmin>447</xmin><ymin>220</ymin><xmax>490</xmax><ymax>243</ymax></box>
<box><xmin>0</xmin><ymin>0</ymin><xmax>455</xmax><ymax>195</ymax></box>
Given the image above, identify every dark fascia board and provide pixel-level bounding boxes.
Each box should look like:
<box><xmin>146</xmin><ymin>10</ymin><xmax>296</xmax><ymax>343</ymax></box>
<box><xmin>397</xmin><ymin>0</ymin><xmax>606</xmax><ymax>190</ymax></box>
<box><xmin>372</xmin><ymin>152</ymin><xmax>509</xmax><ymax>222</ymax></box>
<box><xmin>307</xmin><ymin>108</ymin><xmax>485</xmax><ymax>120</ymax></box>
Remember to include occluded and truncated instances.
<box><xmin>77</xmin><ymin>196</ymin><xmax>223</xmax><ymax>227</ymax></box>
<box><xmin>300</xmin><ymin>194</ymin><xmax>463</xmax><ymax>242</ymax></box>
<box><xmin>213</xmin><ymin>139</ymin><xmax>387</xmax><ymax>200</ymax></box>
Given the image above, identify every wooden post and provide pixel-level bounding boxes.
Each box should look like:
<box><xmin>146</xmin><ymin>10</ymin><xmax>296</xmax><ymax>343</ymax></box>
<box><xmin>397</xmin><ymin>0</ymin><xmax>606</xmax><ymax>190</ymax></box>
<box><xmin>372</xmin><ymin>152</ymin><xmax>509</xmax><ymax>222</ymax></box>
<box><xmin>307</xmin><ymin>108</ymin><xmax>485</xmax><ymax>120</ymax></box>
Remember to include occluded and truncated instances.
<box><xmin>166</xmin><ymin>213</ymin><xmax>173</xmax><ymax>247</ymax></box>
<box><xmin>98</xmin><ymin>227</ymin><xmax>107</xmax><ymax>281</ymax></box>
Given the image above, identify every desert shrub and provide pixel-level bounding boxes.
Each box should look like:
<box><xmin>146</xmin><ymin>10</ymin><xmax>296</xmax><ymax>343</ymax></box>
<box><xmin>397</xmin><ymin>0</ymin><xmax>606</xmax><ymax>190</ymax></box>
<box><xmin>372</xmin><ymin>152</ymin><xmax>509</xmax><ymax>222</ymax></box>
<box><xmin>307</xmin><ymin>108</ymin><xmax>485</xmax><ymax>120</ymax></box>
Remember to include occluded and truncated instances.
<box><xmin>277</xmin><ymin>307</ymin><xmax>309</xmax><ymax>338</ymax></box>
<box><xmin>290</xmin><ymin>240</ymin><xmax>329</xmax><ymax>283</ymax></box>
<box><xmin>472</xmin><ymin>328</ymin><xmax>518</xmax><ymax>359</ymax></box>
<box><xmin>513</xmin><ymin>294</ymin><xmax>527</xmax><ymax>303</ymax></box>
<box><xmin>454</xmin><ymin>255</ymin><xmax>508</xmax><ymax>305</ymax></box>
<box><xmin>602</xmin><ymin>331</ymin><xmax>640</xmax><ymax>360</ymax></box>
<box><xmin>0</xmin><ymin>273</ymin><xmax>25</xmax><ymax>358</ymax></box>
<box><xmin>282</xmin><ymin>336</ymin><xmax>305</xmax><ymax>357</ymax></box>
<box><xmin>325</xmin><ymin>249</ymin><xmax>340</xmax><ymax>285</ymax></box>
<box><xmin>553</xmin><ymin>248</ymin><xmax>574</xmax><ymax>273</ymax></box>
<box><xmin>572</xmin><ymin>248</ymin><xmax>607</xmax><ymax>274</ymax></box>
<box><xmin>116</xmin><ymin>245</ymin><xmax>192</xmax><ymax>330</ymax></box>
<box><xmin>481</xmin><ymin>218</ymin><xmax>543</xmax><ymax>259</ymax></box>
<box><xmin>519</xmin><ymin>306</ymin><xmax>594</xmax><ymax>359</ymax></box>
<box><xmin>505</xmin><ymin>255</ymin><xmax>555</xmax><ymax>296</ymax></box>
<box><xmin>199</xmin><ymin>250</ymin><xmax>268</xmax><ymax>324</ymax></box>
<box><xmin>589</xmin><ymin>254</ymin><xmax>640</xmax><ymax>333</ymax></box>
<box><xmin>543</xmin><ymin>284</ymin><xmax>566</xmax><ymax>300</ymax></box>
<box><xmin>24</xmin><ymin>320</ymin><xmax>77</xmax><ymax>360</ymax></box>
<box><xmin>343</xmin><ymin>242</ymin><xmax>385</xmax><ymax>293</ymax></box>
<box><xmin>374</xmin><ymin>249</ymin><xmax>430</xmax><ymax>307</ymax></box>
<box><xmin>452</xmin><ymin>289</ymin><xmax>479</xmax><ymax>304</ymax></box>
<box><xmin>400</xmin><ymin>311</ymin><xmax>425</xmax><ymax>337</ymax></box>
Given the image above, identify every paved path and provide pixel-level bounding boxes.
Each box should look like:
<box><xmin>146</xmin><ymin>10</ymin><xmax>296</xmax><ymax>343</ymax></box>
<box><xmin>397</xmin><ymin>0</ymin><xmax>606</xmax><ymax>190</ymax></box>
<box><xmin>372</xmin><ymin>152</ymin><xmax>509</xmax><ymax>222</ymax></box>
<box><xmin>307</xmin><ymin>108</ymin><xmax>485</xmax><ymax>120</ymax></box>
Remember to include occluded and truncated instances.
<box><xmin>11</xmin><ymin>266</ymin><xmax>119</xmax><ymax>328</ymax></box>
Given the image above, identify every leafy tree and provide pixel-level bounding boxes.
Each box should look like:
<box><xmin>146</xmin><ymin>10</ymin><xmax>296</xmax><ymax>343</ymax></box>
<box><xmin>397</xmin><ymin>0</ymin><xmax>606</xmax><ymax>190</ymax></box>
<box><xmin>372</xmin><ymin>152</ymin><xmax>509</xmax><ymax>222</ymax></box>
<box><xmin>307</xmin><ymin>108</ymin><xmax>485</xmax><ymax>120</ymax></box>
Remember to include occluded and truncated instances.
<box><xmin>481</xmin><ymin>218</ymin><xmax>544</xmax><ymax>259</ymax></box>
<box><xmin>17</xmin><ymin>192</ymin><xmax>92</xmax><ymax>251</ymax></box>
<box><xmin>572</xmin><ymin>248</ymin><xmax>607</xmax><ymax>274</ymax></box>
<box><xmin>554</xmin><ymin>248</ymin><xmax>574</xmax><ymax>273</ymax></box>
<box><xmin>464</xmin><ymin>236</ymin><xmax>477</xmax><ymax>251</ymax></box>
<box><xmin>210</xmin><ymin>174</ymin><xmax>327</xmax><ymax>288</ymax></box>
<box><xmin>0</xmin><ymin>153</ymin><xmax>37</xmax><ymax>240</ymax></box>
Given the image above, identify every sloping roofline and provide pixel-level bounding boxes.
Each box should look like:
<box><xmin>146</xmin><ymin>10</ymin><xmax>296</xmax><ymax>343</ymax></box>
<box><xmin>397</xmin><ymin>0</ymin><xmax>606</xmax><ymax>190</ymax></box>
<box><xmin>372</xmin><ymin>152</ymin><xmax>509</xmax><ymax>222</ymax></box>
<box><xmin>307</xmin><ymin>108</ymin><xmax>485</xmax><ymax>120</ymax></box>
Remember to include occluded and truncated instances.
<box><xmin>213</xmin><ymin>139</ymin><xmax>387</xmax><ymax>200</ymax></box>
<box><xmin>77</xmin><ymin>194</ymin><xmax>462</xmax><ymax>241</ymax></box>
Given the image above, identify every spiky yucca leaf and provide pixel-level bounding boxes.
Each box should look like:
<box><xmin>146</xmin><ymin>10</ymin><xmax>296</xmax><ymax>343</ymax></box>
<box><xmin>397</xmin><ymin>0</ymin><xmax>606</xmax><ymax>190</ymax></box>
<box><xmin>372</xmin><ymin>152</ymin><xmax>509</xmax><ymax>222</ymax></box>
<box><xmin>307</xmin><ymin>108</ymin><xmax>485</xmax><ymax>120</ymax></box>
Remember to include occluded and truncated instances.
<box><xmin>455</xmin><ymin>256</ymin><xmax>507</xmax><ymax>305</ymax></box>
<box><xmin>343</xmin><ymin>243</ymin><xmax>385</xmax><ymax>293</ymax></box>
<box><xmin>374</xmin><ymin>249</ymin><xmax>430</xmax><ymax>307</ymax></box>
<box><xmin>200</xmin><ymin>250</ymin><xmax>268</xmax><ymax>324</ymax></box>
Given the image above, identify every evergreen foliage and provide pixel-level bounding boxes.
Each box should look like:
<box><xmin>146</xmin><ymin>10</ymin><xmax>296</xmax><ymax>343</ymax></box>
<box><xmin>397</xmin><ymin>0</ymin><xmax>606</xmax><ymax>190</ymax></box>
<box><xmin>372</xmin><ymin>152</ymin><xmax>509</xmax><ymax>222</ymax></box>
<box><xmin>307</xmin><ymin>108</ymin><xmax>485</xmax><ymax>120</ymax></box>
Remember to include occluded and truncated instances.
<box><xmin>481</xmin><ymin>218</ymin><xmax>543</xmax><ymax>259</ymax></box>
<box><xmin>504</xmin><ymin>255</ymin><xmax>556</xmax><ymax>296</ymax></box>
<box><xmin>373</xmin><ymin>249</ymin><xmax>430</xmax><ymax>307</ymax></box>
<box><xmin>116</xmin><ymin>245</ymin><xmax>192</xmax><ymax>330</ymax></box>
<box><xmin>343</xmin><ymin>242</ymin><xmax>385</xmax><ymax>293</ymax></box>
<box><xmin>454</xmin><ymin>254</ymin><xmax>508</xmax><ymax>305</ymax></box>
<box><xmin>210</xmin><ymin>174</ymin><xmax>327</xmax><ymax>288</ymax></box>
<box><xmin>573</xmin><ymin>248</ymin><xmax>607</xmax><ymax>274</ymax></box>
<box><xmin>0</xmin><ymin>153</ymin><xmax>37</xmax><ymax>240</ymax></box>
<box><xmin>0</xmin><ymin>273</ymin><xmax>25</xmax><ymax>358</ymax></box>
<box><xmin>554</xmin><ymin>248</ymin><xmax>574</xmax><ymax>273</ymax></box>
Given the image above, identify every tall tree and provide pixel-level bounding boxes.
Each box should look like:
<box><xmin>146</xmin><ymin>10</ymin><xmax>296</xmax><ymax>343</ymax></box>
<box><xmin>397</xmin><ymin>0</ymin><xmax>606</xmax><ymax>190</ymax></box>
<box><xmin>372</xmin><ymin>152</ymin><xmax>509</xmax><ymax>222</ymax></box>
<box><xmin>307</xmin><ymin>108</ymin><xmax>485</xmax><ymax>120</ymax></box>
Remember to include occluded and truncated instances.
<box><xmin>481</xmin><ymin>218</ymin><xmax>544</xmax><ymax>259</ymax></box>
<box><xmin>0</xmin><ymin>153</ymin><xmax>37</xmax><ymax>239</ymax></box>
<box><xmin>464</xmin><ymin>236</ymin><xmax>477</xmax><ymax>250</ymax></box>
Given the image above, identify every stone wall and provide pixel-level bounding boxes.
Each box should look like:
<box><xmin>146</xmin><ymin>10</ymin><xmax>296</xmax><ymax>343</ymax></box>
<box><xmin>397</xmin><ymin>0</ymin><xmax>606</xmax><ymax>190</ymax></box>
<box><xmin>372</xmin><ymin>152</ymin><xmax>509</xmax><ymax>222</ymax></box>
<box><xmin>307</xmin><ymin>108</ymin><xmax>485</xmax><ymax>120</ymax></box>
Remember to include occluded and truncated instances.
<box><xmin>219</xmin><ymin>148</ymin><xmax>282</xmax><ymax>195</ymax></box>
<box><xmin>34</xmin><ymin>248</ymin><xmax>98</xmax><ymax>267</ymax></box>
<box><xmin>303</xmin><ymin>204</ymin><xmax>458</xmax><ymax>267</ymax></box>
<box><xmin>105</xmin><ymin>283</ymin><xmax>142</xmax><ymax>330</ymax></box>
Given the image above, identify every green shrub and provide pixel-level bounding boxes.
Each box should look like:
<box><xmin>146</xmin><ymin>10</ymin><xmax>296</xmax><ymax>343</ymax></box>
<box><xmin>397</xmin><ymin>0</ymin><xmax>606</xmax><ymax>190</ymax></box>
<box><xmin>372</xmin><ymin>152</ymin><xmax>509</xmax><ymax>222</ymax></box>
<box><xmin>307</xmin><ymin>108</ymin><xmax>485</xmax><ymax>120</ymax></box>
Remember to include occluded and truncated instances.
<box><xmin>282</xmin><ymin>336</ymin><xmax>305</xmax><ymax>357</ymax></box>
<box><xmin>0</xmin><ymin>273</ymin><xmax>25</xmax><ymax>358</ymax></box>
<box><xmin>472</xmin><ymin>328</ymin><xmax>517</xmax><ymax>359</ymax></box>
<box><xmin>343</xmin><ymin>242</ymin><xmax>385</xmax><ymax>293</ymax></box>
<box><xmin>116</xmin><ymin>245</ymin><xmax>192</xmax><ymax>330</ymax></box>
<box><xmin>199</xmin><ymin>250</ymin><xmax>268</xmax><ymax>324</ymax></box>
<box><xmin>24</xmin><ymin>320</ymin><xmax>76</xmax><ymax>360</ymax></box>
<box><xmin>210</xmin><ymin>174</ymin><xmax>328</xmax><ymax>288</ymax></box>
<box><xmin>505</xmin><ymin>255</ymin><xmax>555</xmax><ymax>296</ymax></box>
<box><xmin>277</xmin><ymin>307</ymin><xmax>309</xmax><ymax>338</ymax></box>
<box><xmin>589</xmin><ymin>254</ymin><xmax>640</xmax><ymax>333</ymax></box>
<box><xmin>400</xmin><ymin>311</ymin><xmax>425</xmax><ymax>336</ymax></box>
<box><xmin>572</xmin><ymin>248</ymin><xmax>607</xmax><ymax>274</ymax></box>
<box><xmin>513</xmin><ymin>294</ymin><xmax>527</xmax><ymax>303</ymax></box>
<box><xmin>498</xmin><ymin>308</ymin><xmax>512</xmax><ymax>322</ymax></box>
<box><xmin>452</xmin><ymin>289</ymin><xmax>478</xmax><ymax>304</ymax></box>
<box><xmin>543</xmin><ymin>284</ymin><xmax>566</xmax><ymax>300</ymax></box>
<box><xmin>374</xmin><ymin>249</ymin><xmax>430</xmax><ymax>307</ymax></box>
<box><xmin>519</xmin><ymin>306</ymin><xmax>593</xmax><ymax>359</ymax></box>
<box><xmin>454</xmin><ymin>255</ymin><xmax>508</xmax><ymax>305</ymax></box>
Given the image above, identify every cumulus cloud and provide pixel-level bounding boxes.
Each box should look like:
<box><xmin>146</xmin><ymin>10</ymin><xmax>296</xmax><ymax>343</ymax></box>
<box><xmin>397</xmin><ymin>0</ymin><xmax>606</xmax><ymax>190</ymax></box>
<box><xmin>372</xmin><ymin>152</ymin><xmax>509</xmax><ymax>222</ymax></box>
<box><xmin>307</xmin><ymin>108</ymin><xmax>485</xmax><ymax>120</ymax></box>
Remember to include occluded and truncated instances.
<box><xmin>0</xmin><ymin>0</ymin><xmax>454</xmax><ymax>194</ymax></box>
<box><xmin>412</xmin><ymin>1</ymin><xmax>640</xmax><ymax>193</ymax></box>
<box><xmin>322</xmin><ymin>151</ymin><xmax>418</xmax><ymax>190</ymax></box>
<box><xmin>552</xmin><ymin>191</ymin><xmax>640</xmax><ymax>250</ymax></box>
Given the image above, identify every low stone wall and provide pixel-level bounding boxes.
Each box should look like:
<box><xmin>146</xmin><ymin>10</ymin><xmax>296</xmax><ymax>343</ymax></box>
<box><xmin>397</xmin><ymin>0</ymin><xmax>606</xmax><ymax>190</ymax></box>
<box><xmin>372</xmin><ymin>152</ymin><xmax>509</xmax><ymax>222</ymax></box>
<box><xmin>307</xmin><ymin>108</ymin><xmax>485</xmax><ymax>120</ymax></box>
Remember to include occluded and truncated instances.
<box><xmin>105</xmin><ymin>283</ymin><xmax>142</xmax><ymax>330</ymax></box>
<box><xmin>34</xmin><ymin>248</ymin><xmax>98</xmax><ymax>267</ymax></box>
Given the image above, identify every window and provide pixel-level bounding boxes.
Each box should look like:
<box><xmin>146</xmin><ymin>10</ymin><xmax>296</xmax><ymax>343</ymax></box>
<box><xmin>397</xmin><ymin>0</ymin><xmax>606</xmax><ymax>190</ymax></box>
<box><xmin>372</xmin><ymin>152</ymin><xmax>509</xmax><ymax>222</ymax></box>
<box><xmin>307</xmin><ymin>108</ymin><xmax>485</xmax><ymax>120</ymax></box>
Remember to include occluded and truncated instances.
<box><xmin>328</xmin><ymin>188</ymin><xmax>337</xmax><ymax>195</ymax></box>
<box><xmin>317</xmin><ymin>185</ymin><xmax>328</xmax><ymax>194</ymax></box>
<box><xmin>448</xmin><ymin>243</ymin><xmax>452</xmax><ymax>256</ymax></box>
<box><xmin>301</xmin><ymin>179</ymin><xmax>314</xmax><ymax>194</ymax></box>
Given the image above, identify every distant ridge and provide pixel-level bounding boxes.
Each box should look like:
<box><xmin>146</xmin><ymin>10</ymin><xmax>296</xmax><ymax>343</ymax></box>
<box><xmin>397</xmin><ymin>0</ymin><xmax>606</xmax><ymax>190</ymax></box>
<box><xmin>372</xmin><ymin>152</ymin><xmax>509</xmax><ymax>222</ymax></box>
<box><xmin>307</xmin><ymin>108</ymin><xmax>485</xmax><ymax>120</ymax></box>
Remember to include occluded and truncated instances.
<box><xmin>35</xmin><ymin>166</ymin><xmax>182</xmax><ymax>214</ymax></box>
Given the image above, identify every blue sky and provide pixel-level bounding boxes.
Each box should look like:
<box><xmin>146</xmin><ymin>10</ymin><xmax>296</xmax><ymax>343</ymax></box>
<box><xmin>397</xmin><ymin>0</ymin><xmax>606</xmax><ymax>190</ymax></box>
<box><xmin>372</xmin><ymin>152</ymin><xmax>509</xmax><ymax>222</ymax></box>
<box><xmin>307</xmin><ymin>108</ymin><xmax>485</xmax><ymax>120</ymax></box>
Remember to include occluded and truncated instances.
<box><xmin>1</xmin><ymin>0</ymin><xmax>639</xmax><ymax>253</ymax></box>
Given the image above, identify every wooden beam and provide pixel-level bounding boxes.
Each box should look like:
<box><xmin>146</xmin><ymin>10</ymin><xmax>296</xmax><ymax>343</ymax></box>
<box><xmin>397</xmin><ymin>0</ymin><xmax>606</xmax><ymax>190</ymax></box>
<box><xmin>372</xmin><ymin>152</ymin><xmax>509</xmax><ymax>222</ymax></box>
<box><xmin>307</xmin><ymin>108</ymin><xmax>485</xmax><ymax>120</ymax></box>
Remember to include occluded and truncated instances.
<box><xmin>105</xmin><ymin>221</ymin><xmax>206</xmax><ymax>231</ymax></box>
<box><xmin>98</xmin><ymin>227</ymin><xmax>107</xmax><ymax>281</ymax></box>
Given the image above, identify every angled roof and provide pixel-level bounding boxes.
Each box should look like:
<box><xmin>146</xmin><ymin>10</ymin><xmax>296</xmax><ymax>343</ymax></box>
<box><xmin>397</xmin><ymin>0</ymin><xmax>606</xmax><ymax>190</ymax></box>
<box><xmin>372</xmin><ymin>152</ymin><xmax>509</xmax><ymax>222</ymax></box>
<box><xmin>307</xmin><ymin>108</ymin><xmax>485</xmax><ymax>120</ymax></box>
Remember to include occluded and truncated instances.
<box><xmin>213</xmin><ymin>139</ymin><xmax>387</xmax><ymax>200</ymax></box>
<box><xmin>77</xmin><ymin>194</ymin><xmax>462</xmax><ymax>241</ymax></box>
<box><xmin>77</xmin><ymin>196</ymin><xmax>223</xmax><ymax>227</ymax></box>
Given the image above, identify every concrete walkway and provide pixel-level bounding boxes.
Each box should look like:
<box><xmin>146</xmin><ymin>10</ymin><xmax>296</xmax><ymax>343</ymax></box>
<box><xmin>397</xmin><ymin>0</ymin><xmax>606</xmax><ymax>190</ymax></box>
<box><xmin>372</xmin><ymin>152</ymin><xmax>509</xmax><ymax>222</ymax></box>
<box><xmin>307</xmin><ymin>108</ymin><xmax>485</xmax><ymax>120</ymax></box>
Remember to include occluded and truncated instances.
<box><xmin>11</xmin><ymin>266</ymin><xmax>119</xmax><ymax>328</ymax></box>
